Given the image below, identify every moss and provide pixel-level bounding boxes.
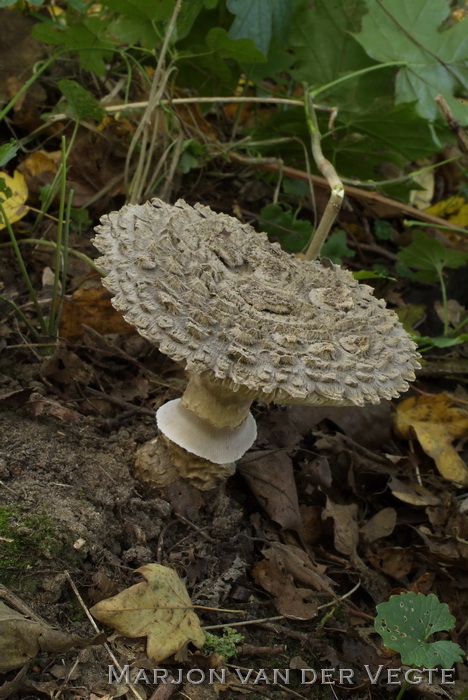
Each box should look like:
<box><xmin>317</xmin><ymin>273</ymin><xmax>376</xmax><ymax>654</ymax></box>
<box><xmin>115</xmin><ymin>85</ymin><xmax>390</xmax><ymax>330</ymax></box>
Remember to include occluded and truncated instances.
<box><xmin>0</xmin><ymin>505</ymin><xmax>76</xmax><ymax>586</ymax></box>
<box><xmin>203</xmin><ymin>628</ymin><xmax>244</xmax><ymax>660</ymax></box>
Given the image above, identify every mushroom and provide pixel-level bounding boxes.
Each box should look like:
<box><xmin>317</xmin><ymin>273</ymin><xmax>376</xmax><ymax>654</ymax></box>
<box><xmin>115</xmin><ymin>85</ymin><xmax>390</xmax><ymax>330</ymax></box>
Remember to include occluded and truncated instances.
<box><xmin>93</xmin><ymin>199</ymin><xmax>420</xmax><ymax>488</ymax></box>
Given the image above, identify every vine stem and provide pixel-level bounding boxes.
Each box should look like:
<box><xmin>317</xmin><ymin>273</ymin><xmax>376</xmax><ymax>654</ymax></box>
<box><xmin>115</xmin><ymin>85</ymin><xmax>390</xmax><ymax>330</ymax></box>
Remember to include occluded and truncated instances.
<box><xmin>303</xmin><ymin>89</ymin><xmax>344</xmax><ymax>260</ymax></box>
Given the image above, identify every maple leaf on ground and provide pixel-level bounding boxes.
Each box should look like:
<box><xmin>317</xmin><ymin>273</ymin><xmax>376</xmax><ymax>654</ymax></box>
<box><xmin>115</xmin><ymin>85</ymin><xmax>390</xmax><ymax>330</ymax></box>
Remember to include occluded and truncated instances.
<box><xmin>90</xmin><ymin>564</ymin><xmax>205</xmax><ymax>663</ymax></box>
<box><xmin>354</xmin><ymin>0</ymin><xmax>468</xmax><ymax>124</ymax></box>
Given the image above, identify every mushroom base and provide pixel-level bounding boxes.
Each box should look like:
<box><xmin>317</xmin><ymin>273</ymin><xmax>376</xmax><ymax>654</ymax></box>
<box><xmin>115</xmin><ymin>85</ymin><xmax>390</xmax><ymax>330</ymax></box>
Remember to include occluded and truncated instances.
<box><xmin>134</xmin><ymin>435</ymin><xmax>235</xmax><ymax>491</ymax></box>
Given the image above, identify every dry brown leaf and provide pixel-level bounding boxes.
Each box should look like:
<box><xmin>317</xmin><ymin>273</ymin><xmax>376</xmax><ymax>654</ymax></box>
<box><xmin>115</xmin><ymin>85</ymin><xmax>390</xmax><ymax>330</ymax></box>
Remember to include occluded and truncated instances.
<box><xmin>60</xmin><ymin>285</ymin><xmax>135</xmax><ymax>339</ymax></box>
<box><xmin>394</xmin><ymin>394</ymin><xmax>468</xmax><ymax>486</ymax></box>
<box><xmin>252</xmin><ymin>559</ymin><xmax>318</xmax><ymax>620</ymax></box>
<box><xmin>360</xmin><ymin>507</ymin><xmax>397</xmax><ymax>544</ymax></box>
<box><xmin>238</xmin><ymin>451</ymin><xmax>302</xmax><ymax>531</ymax></box>
<box><xmin>388</xmin><ymin>476</ymin><xmax>440</xmax><ymax>506</ymax></box>
<box><xmin>0</xmin><ymin>601</ymin><xmax>104</xmax><ymax>673</ymax></box>
<box><xmin>322</xmin><ymin>498</ymin><xmax>359</xmax><ymax>557</ymax></box>
<box><xmin>370</xmin><ymin>547</ymin><xmax>415</xmax><ymax>580</ymax></box>
<box><xmin>252</xmin><ymin>543</ymin><xmax>334</xmax><ymax>620</ymax></box>
<box><xmin>90</xmin><ymin>564</ymin><xmax>205</xmax><ymax>663</ymax></box>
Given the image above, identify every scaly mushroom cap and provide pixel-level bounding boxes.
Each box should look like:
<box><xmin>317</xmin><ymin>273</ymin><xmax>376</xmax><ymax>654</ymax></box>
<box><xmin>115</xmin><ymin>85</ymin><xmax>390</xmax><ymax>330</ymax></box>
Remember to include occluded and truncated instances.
<box><xmin>93</xmin><ymin>198</ymin><xmax>420</xmax><ymax>407</ymax></box>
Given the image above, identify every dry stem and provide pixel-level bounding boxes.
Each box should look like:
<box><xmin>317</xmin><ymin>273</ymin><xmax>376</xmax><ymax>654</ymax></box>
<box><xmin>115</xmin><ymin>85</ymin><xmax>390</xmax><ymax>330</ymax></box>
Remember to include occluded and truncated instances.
<box><xmin>303</xmin><ymin>89</ymin><xmax>344</xmax><ymax>260</ymax></box>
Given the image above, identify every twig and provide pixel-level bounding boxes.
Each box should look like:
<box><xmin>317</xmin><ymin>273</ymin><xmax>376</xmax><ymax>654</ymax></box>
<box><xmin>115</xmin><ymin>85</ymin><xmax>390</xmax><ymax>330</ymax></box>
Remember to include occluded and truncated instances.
<box><xmin>228</xmin><ymin>154</ymin><xmax>462</xmax><ymax>230</ymax></box>
<box><xmin>303</xmin><ymin>89</ymin><xmax>344</xmax><ymax>260</ymax></box>
<box><xmin>64</xmin><ymin>571</ymin><xmax>145</xmax><ymax>700</ymax></box>
<box><xmin>435</xmin><ymin>94</ymin><xmax>468</xmax><ymax>155</ymax></box>
<box><xmin>174</xmin><ymin>513</ymin><xmax>216</xmax><ymax>543</ymax></box>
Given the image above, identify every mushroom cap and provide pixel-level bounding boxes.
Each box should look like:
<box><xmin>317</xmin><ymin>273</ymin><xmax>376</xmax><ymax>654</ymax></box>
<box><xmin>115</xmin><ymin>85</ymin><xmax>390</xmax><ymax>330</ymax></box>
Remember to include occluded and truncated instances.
<box><xmin>156</xmin><ymin>399</ymin><xmax>257</xmax><ymax>464</ymax></box>
<box><xmin>94</xmin><ymin>198</ymin><xmax>420</xmax><ymax>407</ymax></box>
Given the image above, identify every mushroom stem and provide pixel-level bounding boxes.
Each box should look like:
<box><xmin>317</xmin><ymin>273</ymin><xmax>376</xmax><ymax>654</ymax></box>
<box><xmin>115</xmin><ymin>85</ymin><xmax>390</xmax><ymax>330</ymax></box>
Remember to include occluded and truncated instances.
<box><xmin>181</xmin><ymin>373</ymin><xmax>253</xmax><ymax>429</ymax></box>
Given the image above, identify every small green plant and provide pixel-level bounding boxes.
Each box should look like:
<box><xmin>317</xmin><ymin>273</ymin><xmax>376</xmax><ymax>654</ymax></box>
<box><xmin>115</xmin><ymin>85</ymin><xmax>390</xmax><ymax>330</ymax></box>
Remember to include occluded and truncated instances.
<box><xmin>375</xmin><ymin>592</ymin><xmax>464</xmax><ymax>668</ymax></box>
<box><xmin>396</xmin><ymin>231</ymin><xmax>468</xmax><ymax>350</ymax></box>
<box><xmin>203</xmin><ymin>628</ymin><xmax>244</xmax><ymax>660</ymax></box>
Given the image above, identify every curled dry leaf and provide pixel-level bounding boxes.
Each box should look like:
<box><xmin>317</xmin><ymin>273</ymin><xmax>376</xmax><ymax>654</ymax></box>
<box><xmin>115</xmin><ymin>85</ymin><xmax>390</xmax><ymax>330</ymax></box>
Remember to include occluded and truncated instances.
<box><xmin>90</xmin><ymin>564</ymin><xmax>205</xmax><ymax>663</ymax></box>
<box><xmin>394</xmin><ymin>394</ymin><xmax>468</xmax><ymax>487</ymax></box>
<box><xmin>0</xmin><ymin>601</ymin><xmax>105</xmax><ymax>673</ymax></box>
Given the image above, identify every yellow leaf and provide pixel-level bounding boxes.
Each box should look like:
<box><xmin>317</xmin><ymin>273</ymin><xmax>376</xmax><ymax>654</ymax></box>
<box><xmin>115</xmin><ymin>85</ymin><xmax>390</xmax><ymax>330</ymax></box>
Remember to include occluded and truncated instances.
<box><xmin>90</xmin><ymin>564</ymin><xmax>205</xmax><ymax>663</ymax></box>
<box><xmin>394</xmin><ymin>394</ymin><xmax>468</xmax><ymax>487</ymax></box>
<box><xmin>0</xmin><ymin>170</ymin><xmax>29</xmax><ymax>230</ymax></box>
<box><xmin>425</xmin><ymin>195</ymin><xmax>468</xmax><ymax>227</ymax></box>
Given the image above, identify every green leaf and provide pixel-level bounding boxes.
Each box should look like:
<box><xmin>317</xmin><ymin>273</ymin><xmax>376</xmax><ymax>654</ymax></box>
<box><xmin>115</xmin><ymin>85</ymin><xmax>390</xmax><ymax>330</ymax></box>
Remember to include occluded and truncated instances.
<box><xmin>58</xmin><ymin>79</ymin><xmax>105</xmax><ymax>121</ymax></box>
<box><xmin>397</xmin><ymin>231</ymin><xmax>468</xmax><ymax>274</ymax></box>
<box><xmin>320</xmin><ymin>230</ymin><xmax>356</xmax><ymax>264</ymax></box>
<box><xmin>227</xmin><ymin>0</ymin><xmax>291</xmax><ymax>55</ymax></box>
<box><xmin>353</xmin><ymin>269</ymin><xmax>395</xmax><ymax>281</ymax></box>
<box><xmin>205</xmin><ymin>27</ymin><xmax>266</xmax><ymax>63</ymax></box>
<box><xmin>33</xmin><ymin>19</ymin><xmax>115</xmax><ymax>75</ymax></box>
<box><xmin>101</xmin><ymin>0</ymin><xmax>175</xmax><ymax>23</ymax></box>
<box><xmin>418</xmin><ymin>334</ymin><xmax>468</xmax><ymax>348</ymax></box>
<box><xmin>108</xmin><ymin>16</ymin><xmax>159</xmax><ymax>48</ymax></box>
<box><xmin>375</xmin><ymin>592</ymin><xmax>464</xmax><ymax>668</ymax></box>
<box><xmin>374</xmin><ymin>220</ymin><xmax>394</xmax><ymax>241</ymax></box>
<box><xmin>354</xmin><ymin>0</ymin><xmax>468</xmax><ymax>124</ymax></box>
<box><xmin>289</xmin><ymin>0</ymin><xmax>371</xmax><ymax>87</ymax></box>
<box><xmin>259</xmin><ymin>203</ymin><xmax>312</xmax><ymax>252</ymax></box>
<box><xmin>0</xmin><ymin>140</ymin><xmax>18</xmax><ymax>168</ymax></box>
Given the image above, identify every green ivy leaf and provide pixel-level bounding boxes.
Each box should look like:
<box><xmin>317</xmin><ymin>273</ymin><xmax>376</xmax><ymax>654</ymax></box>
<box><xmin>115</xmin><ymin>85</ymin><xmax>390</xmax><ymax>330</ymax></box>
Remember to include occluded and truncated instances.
<box><xmin>58</xmin><ymin>79</ymin><xmax>105</xmax><ymax>121</ymax></box>
<box><xmin>227</xmin><ymin>0</ymin><xmax>291</xmax><ymax>56</ymax></box>
<box><xmin>354</xmin><ymin>0</ymin><xmax>468</xmax><ymax>124</ymax></box>
<box><xmin>375</xmin><ymin>592</ymin><xmax>464</xmax><ymax>668</ymax></box>
<box><xmin>0</xmin><ymin>140</ymin><xmax>18</xmax><ymax>168</ymax></box>
<box><xmin>205</xmin><ymin>27</ymin><xmax>266</xmax><ymax>63</ymax></box>
<box><xmin>397</xmin><ymin>230</ymin><xmax>468</xmax><ymax>275</ymax></box>
<box><xmin>259</xmin><ymin>203</ymin><xmax>312</xmax><ymax>252</ymax></box>
<box><xmin>320</xmin><ymin>230</ymin><xmax>356</xmax><ymax>264</ymax></box>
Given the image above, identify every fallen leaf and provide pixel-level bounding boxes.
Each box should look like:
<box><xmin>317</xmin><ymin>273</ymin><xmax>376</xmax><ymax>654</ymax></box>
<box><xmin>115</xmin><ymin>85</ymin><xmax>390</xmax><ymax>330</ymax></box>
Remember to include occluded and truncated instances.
<box><xmin>25</xmin><ymin>393</ymin><xmax>80</xmax><ymax>422</ymax></box>
<box><xmin>425</xmin><ymin>195</ymin><xmax>468</xmax><ymax>228</ymax></box>
<box><xmin>0</xmin><ymin>170</ymin><xmax>29</xmax><ymax>229</ymax></box>
<box><xmin>322</xmin><ymin>498</ymin><xmax>359</xmax><ymax>557</ymax></box>
<box><xmin>60</xmin><ymin>285</ymin><xmax>135</xmax><ymax>339</ymax></box>
<box><xmin>18</xmin><ymin>149</ymin><xmax>59</xmax><ymax>195</ymax></box>
<box><xmin>360</xmin><ymin>507</ymin><xmax>397</xmax><ymax>544</ymax></box>
<box><xmin>369</xmin><ymin>547</ymin><xmax>415</xmax><ymax>580</ymax></box>
<box><xmin>90</xmin><ymin>563</ymin><xmax>205</xmax><ymax>663</ymax></box>
<box><xmin>394</xmin><ymin>394</ymin><xmax>468</xmax><ymax>486</ymax></box>
<box><xmin>0</xmin><ymin>601</ymin><xmax>104</xmax><ymax>673</ymax></box>
<box><xmin>238</xmin><ymin>450</ymin><xmax>302</xmax><ymax>531</ymax></box>
<box><xmin>253</xmin><ymin>559</ymin><xmax>317</xmax><ymax>620</ymax></box>
<box><xmin>388</xmin><ymin>476</ymin><xmax>440</xmax><ymax>507</ymax></box>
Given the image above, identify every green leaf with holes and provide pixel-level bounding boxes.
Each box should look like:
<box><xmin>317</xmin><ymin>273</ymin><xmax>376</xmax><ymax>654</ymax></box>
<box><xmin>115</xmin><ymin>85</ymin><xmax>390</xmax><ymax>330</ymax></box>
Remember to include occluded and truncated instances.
<box><xmin>375</xmin><ymin>592</ymin><xmax>464</xmax><ymax>668</ymax></box>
